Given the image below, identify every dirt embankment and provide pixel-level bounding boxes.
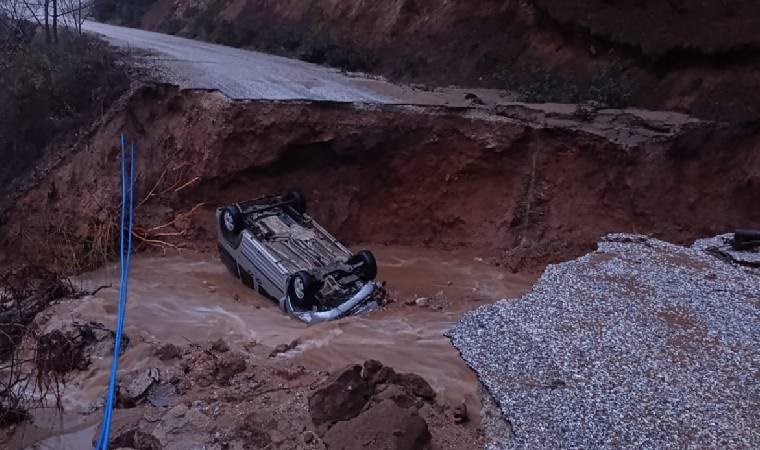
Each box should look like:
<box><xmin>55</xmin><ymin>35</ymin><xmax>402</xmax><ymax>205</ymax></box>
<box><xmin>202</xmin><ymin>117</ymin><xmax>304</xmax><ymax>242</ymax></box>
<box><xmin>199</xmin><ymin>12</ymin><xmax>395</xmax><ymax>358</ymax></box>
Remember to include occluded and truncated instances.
<box><xmin>2</xmin><ymin>84</ymin><xmax>758</xmax><ymax>273</ymax></box>
<box><xmin>105</xmin><ymin>0</ymin><xmax>760</xmax><ymax>122</ymax></box>
<box><xmin>0</xmin><ymin>30</ymin><xmax>130</xmax><ymax>215</ymax></box>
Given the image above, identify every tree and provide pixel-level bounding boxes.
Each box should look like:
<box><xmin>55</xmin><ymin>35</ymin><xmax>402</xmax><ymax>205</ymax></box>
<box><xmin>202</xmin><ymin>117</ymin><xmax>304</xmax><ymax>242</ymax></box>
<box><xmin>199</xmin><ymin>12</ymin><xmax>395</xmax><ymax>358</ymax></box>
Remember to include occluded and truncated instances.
<box><xmin>0</xmin><ymin>0</ymin><xmax>93</xmax><ymax>43</ymax></box>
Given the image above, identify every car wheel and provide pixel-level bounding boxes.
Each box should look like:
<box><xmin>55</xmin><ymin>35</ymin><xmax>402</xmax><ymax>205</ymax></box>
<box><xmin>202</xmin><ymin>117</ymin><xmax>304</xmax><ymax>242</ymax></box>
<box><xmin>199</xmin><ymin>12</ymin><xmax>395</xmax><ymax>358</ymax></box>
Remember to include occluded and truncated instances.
<box><xmin>285</xmin><ymin>191</ymin><xmax>307</xmax><ymax>214</ymax></box>
<box><xmin>288</xmin><ymin>271</ymin><xmax>318</xmax><ymax>310</ymax></box>
<box><xmin>348</xmin><ymin>250</ymin><xmax>378</xmax><ymax>281</ymax></box>
<box><xmin>220</xmin><ymin>206</ymin><xmax>244</xmax><ymax>246</ymax></box>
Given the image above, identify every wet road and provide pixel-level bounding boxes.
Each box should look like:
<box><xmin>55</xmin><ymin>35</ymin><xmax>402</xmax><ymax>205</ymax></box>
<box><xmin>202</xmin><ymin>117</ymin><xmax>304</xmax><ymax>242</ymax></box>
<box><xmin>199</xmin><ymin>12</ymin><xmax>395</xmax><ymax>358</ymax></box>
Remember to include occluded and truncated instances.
<box><xmin>82</xmin><ymin>21</ymin><xmax>503</xmax><ymax>104</ymax></box>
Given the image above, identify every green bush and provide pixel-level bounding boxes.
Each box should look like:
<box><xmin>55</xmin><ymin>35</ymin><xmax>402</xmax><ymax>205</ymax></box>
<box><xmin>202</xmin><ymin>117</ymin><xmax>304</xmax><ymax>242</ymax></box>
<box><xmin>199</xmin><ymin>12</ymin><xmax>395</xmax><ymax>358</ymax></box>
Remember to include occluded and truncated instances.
<box><xmin>496</xmin><ymin>63</ymin><xmax>632</xmax><ymax>107</ymax></box>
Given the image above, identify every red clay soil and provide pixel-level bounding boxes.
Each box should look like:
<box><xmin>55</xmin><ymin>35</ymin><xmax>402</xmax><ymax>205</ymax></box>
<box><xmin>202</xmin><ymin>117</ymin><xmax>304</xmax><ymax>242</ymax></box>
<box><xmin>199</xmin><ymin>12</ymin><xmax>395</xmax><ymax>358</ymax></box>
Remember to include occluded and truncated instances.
<box><xmin>1</xmin><ymin>84</ymin><xmax>758</xmax><ymax>274</ymax></box>
<box><xmin>91</xmin><ymin>345</ymin><xmax>481</xmax><ymax>449</ymax></box>
<box><xmin>136</xmin><ymin>0</ymin><xmax>760</xmax><ymax>122</ymax></box>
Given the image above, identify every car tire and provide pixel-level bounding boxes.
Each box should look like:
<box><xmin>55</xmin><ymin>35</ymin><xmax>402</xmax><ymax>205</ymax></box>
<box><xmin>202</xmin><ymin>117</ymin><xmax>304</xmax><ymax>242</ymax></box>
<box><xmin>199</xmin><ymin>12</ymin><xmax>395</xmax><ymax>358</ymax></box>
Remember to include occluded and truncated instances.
<box><xmin>285</xmin><ymin>191</ymin><xmax>307</xmax><ymax>214</ymax></box>
<box><xmin>220</xmin><ymin>206</ymin><xmax>244</xmax><ymax>247</ymax></box>
<box><xmin>287</xmin><ymin>271</ymin><xmax>318</xmax><ymax>310</ymax></box>
<box><xmin>349</xmin><ymin>250</ymin><xmax>378</xmax><ymax>281</ymax></box>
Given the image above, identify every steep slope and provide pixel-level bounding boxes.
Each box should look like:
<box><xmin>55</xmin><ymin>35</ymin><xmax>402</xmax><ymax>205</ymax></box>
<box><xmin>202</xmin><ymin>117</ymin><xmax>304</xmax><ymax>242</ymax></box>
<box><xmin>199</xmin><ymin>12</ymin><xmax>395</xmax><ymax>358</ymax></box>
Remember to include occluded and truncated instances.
<box><xmin>94</xmin><ymin>0</ymin><xmax>760</xmax><ymax>122</ymax></box>
<box><xmin>2</xmin><ymin>84</ymin><xmax>758</xmax><ymax>273</ymax></box>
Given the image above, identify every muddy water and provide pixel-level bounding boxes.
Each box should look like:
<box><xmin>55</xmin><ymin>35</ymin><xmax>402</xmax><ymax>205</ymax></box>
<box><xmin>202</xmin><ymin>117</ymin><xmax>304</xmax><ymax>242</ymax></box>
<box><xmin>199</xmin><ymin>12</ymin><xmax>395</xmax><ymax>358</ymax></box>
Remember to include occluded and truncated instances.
<box><xmin>14</xmin><ymin>245</ymin><xmax>534</xmax><ymax>449</ymax></box>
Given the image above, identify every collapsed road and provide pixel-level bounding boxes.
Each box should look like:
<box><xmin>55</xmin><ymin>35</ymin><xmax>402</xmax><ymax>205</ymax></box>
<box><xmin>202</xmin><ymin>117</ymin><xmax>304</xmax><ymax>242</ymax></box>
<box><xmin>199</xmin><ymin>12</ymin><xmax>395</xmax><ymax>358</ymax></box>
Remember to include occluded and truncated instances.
<box><xmin>1</xmin><ymin>15</ymin><xmax>759</xmax><ymax>450</ymax></box>
<box><xmin>82</xmin><ymin>20</ymin><xmax>505</xmax><ymax>105</ymax></box>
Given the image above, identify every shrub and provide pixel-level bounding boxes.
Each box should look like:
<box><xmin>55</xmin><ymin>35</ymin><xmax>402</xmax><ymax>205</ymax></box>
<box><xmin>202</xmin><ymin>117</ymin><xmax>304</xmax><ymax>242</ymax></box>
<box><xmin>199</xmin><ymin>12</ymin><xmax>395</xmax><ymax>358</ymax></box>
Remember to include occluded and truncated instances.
<box><xmin>92</xmin><ymin>0</ymin><xmax>158</xmax><ymax>27</ymax></box>
<box><xmin>0</xmin><ymin>27</ymin><xmax>129</xmax><ymax>207</ymax></box>
<box><xmin>496</xmin><ymin>63</ymin><xmax>632</xmax><ymax>107</ymax></box>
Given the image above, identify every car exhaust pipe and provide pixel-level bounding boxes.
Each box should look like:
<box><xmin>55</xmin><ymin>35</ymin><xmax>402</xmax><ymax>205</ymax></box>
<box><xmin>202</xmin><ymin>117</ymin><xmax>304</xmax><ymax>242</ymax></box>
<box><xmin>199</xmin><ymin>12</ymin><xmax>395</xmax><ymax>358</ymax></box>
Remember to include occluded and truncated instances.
<box><xmin>282</xmin><ymin>282</ymin><xmax>379</xmax><ymax>325</ymax></box>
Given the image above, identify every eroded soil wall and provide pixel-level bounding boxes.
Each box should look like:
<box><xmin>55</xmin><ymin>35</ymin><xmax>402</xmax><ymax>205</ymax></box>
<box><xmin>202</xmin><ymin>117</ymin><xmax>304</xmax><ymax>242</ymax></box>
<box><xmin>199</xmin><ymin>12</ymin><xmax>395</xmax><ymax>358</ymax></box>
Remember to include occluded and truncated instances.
<box><xmin>2</xmin><ymin>85</ymin><xmax>759</xmax><ymax>272</ymax></box>
<box><xmin>125</xmin><ymin>0</ymin><xmax>760</xmax><ymax>121</ymax></box>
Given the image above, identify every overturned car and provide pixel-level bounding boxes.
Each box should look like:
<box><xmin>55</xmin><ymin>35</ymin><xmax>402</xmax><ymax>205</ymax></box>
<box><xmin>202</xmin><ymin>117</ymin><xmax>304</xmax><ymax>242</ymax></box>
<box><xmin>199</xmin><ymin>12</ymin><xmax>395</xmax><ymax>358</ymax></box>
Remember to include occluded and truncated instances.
<box><xmin>216</xmin><ymin>192</ymin><xmax>383</xmax><ymax>323</ymax></box>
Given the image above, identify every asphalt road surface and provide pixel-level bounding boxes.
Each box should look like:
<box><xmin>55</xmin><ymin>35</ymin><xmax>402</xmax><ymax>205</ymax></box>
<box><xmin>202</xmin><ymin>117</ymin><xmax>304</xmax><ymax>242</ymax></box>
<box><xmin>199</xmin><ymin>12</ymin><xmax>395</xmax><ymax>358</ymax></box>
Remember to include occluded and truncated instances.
<box><xmin>83</xmin><ymin>21</ymin><xmax>488</xmax><ymax>104</ymax></box>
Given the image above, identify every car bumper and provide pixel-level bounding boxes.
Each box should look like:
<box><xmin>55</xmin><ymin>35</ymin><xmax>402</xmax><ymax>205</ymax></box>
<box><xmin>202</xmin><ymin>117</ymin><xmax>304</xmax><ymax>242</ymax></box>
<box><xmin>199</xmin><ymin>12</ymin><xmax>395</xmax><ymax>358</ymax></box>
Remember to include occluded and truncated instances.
<box><xmin>280</xmin><ymin>282</ymin><xmax>380</xmax><ymax>324</ymax></box>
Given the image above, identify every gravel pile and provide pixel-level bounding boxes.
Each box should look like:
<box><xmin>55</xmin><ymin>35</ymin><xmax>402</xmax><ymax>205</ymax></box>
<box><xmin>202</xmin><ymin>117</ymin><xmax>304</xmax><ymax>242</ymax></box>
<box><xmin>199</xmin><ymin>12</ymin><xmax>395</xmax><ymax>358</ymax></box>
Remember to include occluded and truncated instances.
<box><xmin>693</xmin><ymin>233</ymin><xmax>760</xmax><ymax>269</ymax></box>
<box><xmin>448</xmin><ymin>234</ymin><xmax>760</xmax><ymax>449</ymax></box>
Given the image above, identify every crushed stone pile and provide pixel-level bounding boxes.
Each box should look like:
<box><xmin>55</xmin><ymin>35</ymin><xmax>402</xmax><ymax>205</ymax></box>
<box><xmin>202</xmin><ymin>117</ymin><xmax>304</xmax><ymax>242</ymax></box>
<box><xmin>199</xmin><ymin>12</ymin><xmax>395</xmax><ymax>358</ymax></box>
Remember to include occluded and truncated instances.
<box><xmin>693</xmin><ymin>233</ymin><xmax>760</xmax><ymax>269</ymax></box>
<box><xmin>448</xmin><ymin>234</ymin><xmax>760</xmax><ymax>449</ymax></box>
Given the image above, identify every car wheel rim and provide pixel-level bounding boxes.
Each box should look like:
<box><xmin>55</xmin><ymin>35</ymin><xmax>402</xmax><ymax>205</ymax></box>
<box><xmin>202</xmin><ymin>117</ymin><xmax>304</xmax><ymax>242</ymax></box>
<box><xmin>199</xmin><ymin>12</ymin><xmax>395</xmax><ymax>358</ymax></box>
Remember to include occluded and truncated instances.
<box><xmin>294</xmin><ymin>277</ymin><xmax>305</xmax><ymax>300</ymax></box>
<box><xmin>224</xmin><ymin>211</ymin><xmax>235</xmax><ymax>232</ymax></box>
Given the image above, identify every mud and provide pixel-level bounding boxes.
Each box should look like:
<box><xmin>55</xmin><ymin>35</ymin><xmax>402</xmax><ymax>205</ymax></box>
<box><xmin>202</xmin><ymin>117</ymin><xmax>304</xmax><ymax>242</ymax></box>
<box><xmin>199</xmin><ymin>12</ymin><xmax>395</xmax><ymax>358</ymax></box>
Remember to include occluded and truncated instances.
<box><xmin>7</xmin><ymin>245</ymin><xmax>532</xmax><ymax>448</ymax></box>
<box><xmin>3</xmin><ymin>84</ymin><xmax>759</xmax><ymax>276</ymax></box>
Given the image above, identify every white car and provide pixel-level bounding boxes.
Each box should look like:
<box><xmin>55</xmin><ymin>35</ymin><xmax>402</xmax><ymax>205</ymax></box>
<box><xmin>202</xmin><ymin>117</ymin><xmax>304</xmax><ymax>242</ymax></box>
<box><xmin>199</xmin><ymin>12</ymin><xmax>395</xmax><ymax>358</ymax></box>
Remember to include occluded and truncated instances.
<box><xmin>216</xmin><ymin>192</ymin><xmax>382</xmax><ymax>323</ymax></box>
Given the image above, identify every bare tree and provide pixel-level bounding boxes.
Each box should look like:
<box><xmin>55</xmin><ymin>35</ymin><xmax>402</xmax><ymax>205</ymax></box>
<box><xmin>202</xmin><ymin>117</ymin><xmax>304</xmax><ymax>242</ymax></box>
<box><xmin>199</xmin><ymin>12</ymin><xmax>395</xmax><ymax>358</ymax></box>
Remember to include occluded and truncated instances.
<box><xmin>0</xmin><ymin>0</ymin><xmax>92</xmax><ymax>42</ymax></box>
<box><xmin>58</xmin><ymin>0</ymin><xmax>92</xmax><ymax>34</ymax></box>
<box><xmin>0</xmin><ymin>1</ymin><xmax>33</xmax><ymax>40</ymax></box>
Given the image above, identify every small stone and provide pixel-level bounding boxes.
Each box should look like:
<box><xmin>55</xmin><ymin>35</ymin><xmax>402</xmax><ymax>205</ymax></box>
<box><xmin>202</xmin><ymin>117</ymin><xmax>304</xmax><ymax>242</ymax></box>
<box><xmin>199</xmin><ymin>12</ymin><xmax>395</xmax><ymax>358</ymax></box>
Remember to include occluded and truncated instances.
<box><xmin>211</xmin><ymin>338</ymin><xmax>230</xmax><ymax>353</ymax></box>
<box><xmin>155</xmin><ymin>343</ymin><xmax>180</xmax><ymax>361</ymax></box>
<box><xmin>453</xmin><ymin>402</ymin><xmax>469</xmax><ymax>424</ymax></box>
<box><xmin>362</xmin><ymin>360</ymin><xmax>384</xmax><ymax>380</ymax></box>
<box><xmin>303</xmin><ymin>430</ymin><xmax>315</xmax><ymax>443</ymax></box>
<box><xmin>269</xmin><ymin>339</ymin><xmax>299</xmax><ymax>358</ymax></box>
<box><xmin>414</xmin><ymin>297</ymin><xmax>429</xmax><ymax>307</ymax></box>
<box><xmin>216</xmin><ymin>352</ymin><xmax>247</xmax><ymax>384</ymax></box>
<box><xmin>125</xmin><ymin>368</ymin><xmax>160</xmax><ymax>403</ymax></box>
<box><xmin>404</xmin><ymin>298</ymin><xmax>415</xmax><ymax>306</ymax></box>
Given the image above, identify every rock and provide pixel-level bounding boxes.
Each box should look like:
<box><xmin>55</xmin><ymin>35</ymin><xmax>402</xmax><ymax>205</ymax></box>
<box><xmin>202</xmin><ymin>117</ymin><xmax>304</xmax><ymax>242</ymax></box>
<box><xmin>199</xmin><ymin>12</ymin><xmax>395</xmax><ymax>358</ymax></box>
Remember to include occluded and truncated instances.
<box><xmin>155</xmin><ymin>343</ymin><xmax>180</xmax><ymax>361</ymax></box>
<box><xmin>414</xmin><ymin>297</ymin><xmax>429</xmax><ymax>307</ymax></box>
<box><xmin>464</xmin><ymin>92</ymin><xmax>485</xmax><ymax>105</ymax></box>
<box><xmin>390</xmin><ymin>372</ymin><xmax>436</xmax><ymax>400</ymax></box>
<box><xmin>453</xmin><ymin>402</ymin><xmax>469</xmax><ymax>424</ymax></box>
<box><xmin>374</xmin><ymin>384</ymin><xmax>417</xmax><ymax>409</ymax></box>
<box><xmin>237</xmin><ymin>413</ymin><xmax>272</xmax><ymax>448</ymax></box>
<box><xmin>211</xmin><ymin>338</ymin><xmax>230</xmax><ymax>353</ymax></box>
<box><xmin>404</xmin><ymin>298</ymin><xmax>415</xmax><ymax>306</ymax></box>
<box><xmin>368</xmin><ymin>365</ymin><xmax>397</xmax><ymax>386</ymax></box>
<box><xmin>309</xmin><ymin>365</ymin><xmax>373</xmax><ymax>431</ymax></box>
<box><xmin>147</xmin><ymin>383</ymin><xmax>177</xmax><ymax>408</ymax></box>
<box><xmin>216</xmin><ymin>352</ymin><xmax>246</xmax><ymax>385</ymax></box>
<box><xmin>268</xmin><ymin>339</ymin><xmax>299</xmax><ymax>358</ymax></box>
<box><xmin>303</xmin><ymin>430</ymin><xmax>315</xmax><ymax>444</ymax></box>
<box><xmin>322</xmin><ymin>400</ymin><xmax>432</xmax><ymax>450</ymax></box>
<box><xmin>150</xmin><ymin>404</ymin><xmax>211</xmax><ymax>448</ymax></box>
<box><xmin>110</xmin><ymin>427</ymin><xmax>161</xmax><ymax>450</ymax></box>
<box><xmin>361</xmin><ymin>359</ymin><xmax>384</xmax><ymax>380</ymax></box>
<box><xmin>125</xmin><ymin>368</ymin><xmax>160</xmax><ymax>403</ymax></box>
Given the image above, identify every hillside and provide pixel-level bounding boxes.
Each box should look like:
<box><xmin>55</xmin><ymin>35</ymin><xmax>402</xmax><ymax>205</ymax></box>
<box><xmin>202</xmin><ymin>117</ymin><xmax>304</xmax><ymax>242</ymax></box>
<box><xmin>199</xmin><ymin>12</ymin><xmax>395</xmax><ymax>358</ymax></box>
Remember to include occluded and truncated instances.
<box><xmin>95</xmin><ymin>0</ymin><xmax>760</xmax><ymax>122</ymax></box>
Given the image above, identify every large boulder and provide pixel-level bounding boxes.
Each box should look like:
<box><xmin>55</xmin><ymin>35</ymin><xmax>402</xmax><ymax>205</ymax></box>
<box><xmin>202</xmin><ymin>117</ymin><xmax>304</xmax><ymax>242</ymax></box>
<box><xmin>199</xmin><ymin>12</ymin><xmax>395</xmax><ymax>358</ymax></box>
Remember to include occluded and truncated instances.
<box><xmin>308</xmin><ymin>364</ymin><xmax>373</xmax><ymax>430</ymax></box>
<box><xmin>322</xmin><ymin>399</ymin><xmax>431</xmax><ymax>450</ymax></box>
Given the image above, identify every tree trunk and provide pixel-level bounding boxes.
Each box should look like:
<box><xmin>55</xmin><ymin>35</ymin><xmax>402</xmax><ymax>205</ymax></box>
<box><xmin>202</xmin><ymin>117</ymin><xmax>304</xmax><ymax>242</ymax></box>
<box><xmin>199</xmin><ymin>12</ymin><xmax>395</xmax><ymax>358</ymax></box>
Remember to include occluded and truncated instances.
<box><xmin>52</xmin><ymin>0</ymin><xmax>58</xmax><ymax>44</ymax></box>
<box><xmin>44</xmin><ymin>0</ymin><xmax>50</xmax><ymax>44</ymax></box>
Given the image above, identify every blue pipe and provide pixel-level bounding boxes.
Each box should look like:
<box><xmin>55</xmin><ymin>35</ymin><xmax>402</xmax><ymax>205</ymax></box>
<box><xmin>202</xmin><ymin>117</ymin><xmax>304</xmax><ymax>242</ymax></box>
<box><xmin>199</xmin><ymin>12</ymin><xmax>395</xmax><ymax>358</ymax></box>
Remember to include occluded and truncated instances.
<box><xmin>96</xmin><ymin>136</ymin><xmax>136</xmax><ymax>450</ymax></box>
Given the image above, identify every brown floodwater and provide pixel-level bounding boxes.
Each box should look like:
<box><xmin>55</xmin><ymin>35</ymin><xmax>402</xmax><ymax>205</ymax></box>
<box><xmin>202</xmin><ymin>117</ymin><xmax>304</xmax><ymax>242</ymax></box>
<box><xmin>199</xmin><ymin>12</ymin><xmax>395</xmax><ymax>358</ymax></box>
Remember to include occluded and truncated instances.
<box><xmin>11</xmin><ymin>245</ymin><xmax>534</xmax><ymax>449</ymax></box>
